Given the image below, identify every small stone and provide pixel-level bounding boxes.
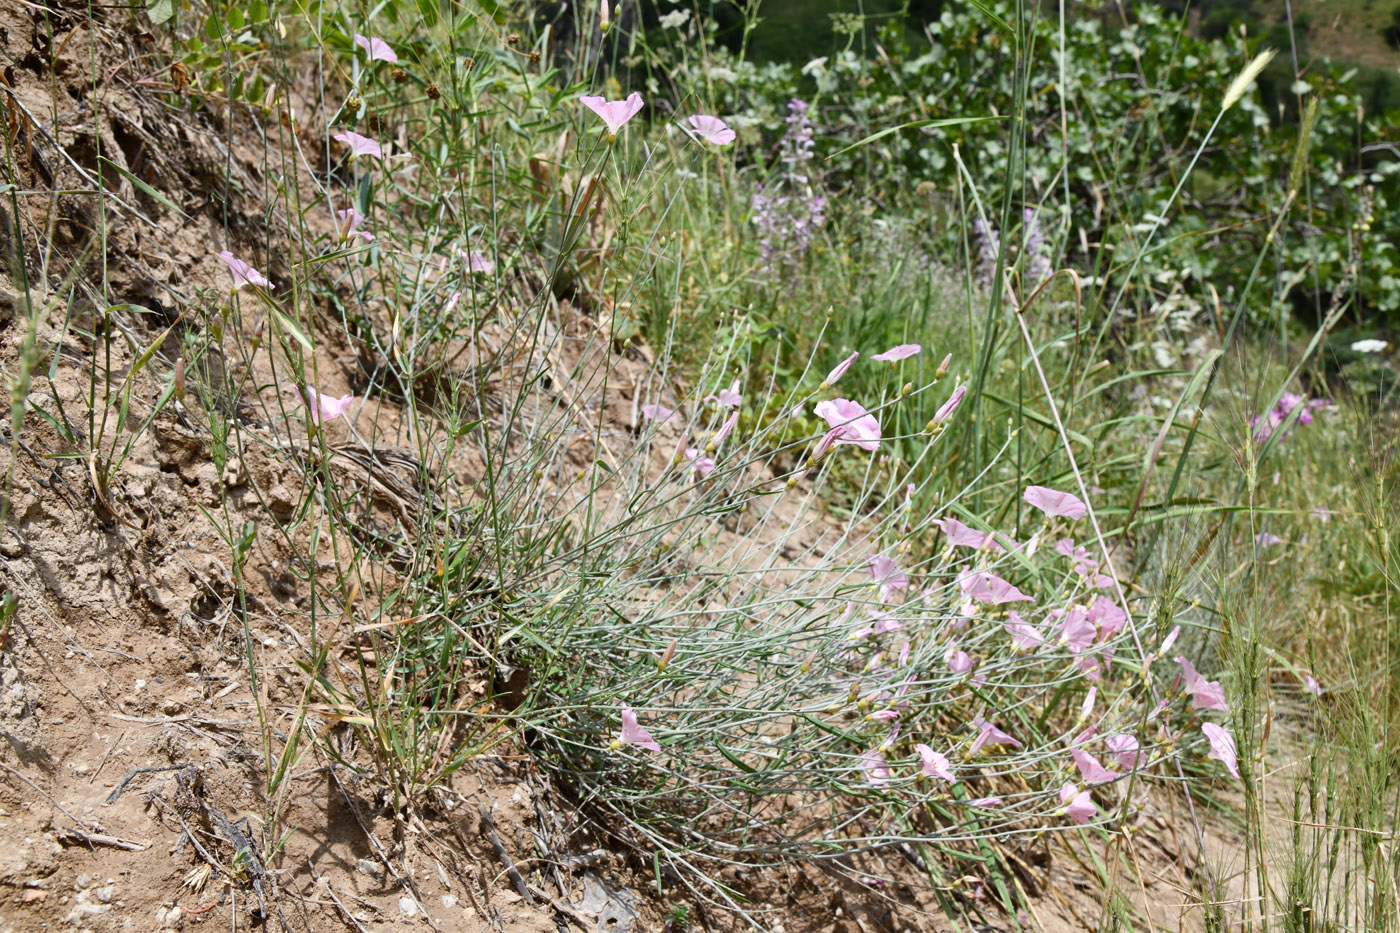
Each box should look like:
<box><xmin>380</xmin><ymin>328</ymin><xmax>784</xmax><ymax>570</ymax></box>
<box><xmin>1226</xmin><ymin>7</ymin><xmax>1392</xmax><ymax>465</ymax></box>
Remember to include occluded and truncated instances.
<box><xmin>398</xmin><ymin>897</ymin><xmax>418</xmax><ymax>917</ymax></box>
<box><xmin>74</xmin><ymin>874</ymin><xmax>91</xmax><ymax>890</ymax></box>
<box><xmin>94</xmin><ymin>884</ymin><xmax>115</xmax><ymax>903</ymax></box>
<box><xmin>163</xmin><ymin>905</ymin><xmax>184</xmax><ymax>928</ymax></box>
<box><xmin>441</xmin><ymin>895</ymin><xmax>457</xmax><ymax>909</ymax></box>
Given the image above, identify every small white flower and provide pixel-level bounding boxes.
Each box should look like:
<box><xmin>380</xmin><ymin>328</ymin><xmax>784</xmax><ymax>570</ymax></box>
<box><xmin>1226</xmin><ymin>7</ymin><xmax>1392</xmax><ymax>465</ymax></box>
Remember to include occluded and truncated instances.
<box><xmin>1351</xmin><ymin>339</ymin><xmax>1388</xmax><ymax>354</ymax></box>
<box><xmin>801</xmin><ymin>56</ymin><xmax>829</xmax><ymax>77</ymax></box>
<box><xmin>658</xmin><ymin>8</ymin><xmax>690</xmax><ymax>29</ymax></box>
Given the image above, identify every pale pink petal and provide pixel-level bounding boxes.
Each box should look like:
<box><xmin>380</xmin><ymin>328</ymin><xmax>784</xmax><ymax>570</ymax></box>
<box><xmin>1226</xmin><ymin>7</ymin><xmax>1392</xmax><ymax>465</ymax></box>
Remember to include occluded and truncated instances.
<box><xmin>334</xmin><ymin>131</ymin><xmax>382</xmax><ymax>159</ymax></box>
<box><xmin>814</xmin><ymin>398</ymin><xmax>881</xmax><ymax>451</ymax></box>
<box><xmin>866</xmin><ymin>553</ymin><xmax>909</xmax><ymax>602</ymax></box>
<box><xmin>1202</xmin><ymin>722</ymin><xmax>1239</xmax><ymax>779</ymax></box>
<box><xmin>1071</xmin><ymin>748</ymin><xmax>1118</xmax><ymax>784</ymax></box>
<box><xmin>871</xmin><ymin>343</ymin><xmax>921</xmax><ymax>362</ymax></box>
<box><xmin>1058</xmin><ymin>783</ymin><xmax>1096</xmax><ymax>824</ymax></box>
<box><xmin>1024</xmin><ymin>485</ymin><xmax>1088</xmax><ymax>520</ymax></box>
<box><xmin>930</xmin><ymin>384</ymin><xmax>967</xmax><ymax>424</ymax></box>
<box><xmin>641</xmin><ymin>404</ymin><xmax>676</xmax><ymax>424</ymax></box>
<box><xmin>354</xmin><ymin>33</ymin><xmax>398</xmax><ymax>63</ymax></box>
<box><xmin>915</xmin><ymin>744</ymin><xmax>957</xmax><ymax>782</ymax></box>
<box><xmin>687</xmin><ymin>114</ymin><xmax>736</xmax><ymax>146</ymax></box>
<box><xmin>618</xmin><ymin>704</ymin><xmax>661</xmax><ymax>752</ymax></box>
<box><xmin>1104</xmin><ymin>734</ymin><xmax>1143</xmax><ymax>769</ymax></box>
<box><xmin>217</xmin><ymin>250</ymin><xmax>272</xmax><ymax>290</ymax></box>
<box><xmin>822</xmin><ymin>351</ymin><xmax>859</xmax><ymax>387</ymax></box>
<box><xmin>859</xmin><ymin>749</ymin><xmax>892</xmax><ymax>785</ymax></box>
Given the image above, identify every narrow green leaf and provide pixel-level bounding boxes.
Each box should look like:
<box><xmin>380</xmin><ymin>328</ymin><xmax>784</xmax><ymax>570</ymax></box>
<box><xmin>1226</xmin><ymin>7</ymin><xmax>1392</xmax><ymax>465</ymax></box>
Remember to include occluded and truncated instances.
<box><xmin>98</xmin><ymin>157</ymin><xmax>188</xmax><ymax>217</ymax></box>
<box><xmin>826</xmin><ymin>116</ymin><xmax>1003</xmax><ymax>160</ymax></box>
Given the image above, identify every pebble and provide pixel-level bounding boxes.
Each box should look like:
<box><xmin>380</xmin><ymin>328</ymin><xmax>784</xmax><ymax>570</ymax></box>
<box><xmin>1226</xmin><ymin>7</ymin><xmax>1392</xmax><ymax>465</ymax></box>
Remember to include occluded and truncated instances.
<box><xmin>441</xmin><ymin>895</ymin><xmax>457</xmax><ymax>909</ymax></box>
<box><xmin>94</xmin><ymin>884</ymin><xmax>115</xmax><ymax>904</ymax></box>
<box><xmin>74</xmin><ymin>874</ymin><xmax>91</xmax><ymax>890</ymax></box>
<box><xmin>398</xmin><ymin>897</ymin><xmax>418</xmax><ymax>917</ymax></box>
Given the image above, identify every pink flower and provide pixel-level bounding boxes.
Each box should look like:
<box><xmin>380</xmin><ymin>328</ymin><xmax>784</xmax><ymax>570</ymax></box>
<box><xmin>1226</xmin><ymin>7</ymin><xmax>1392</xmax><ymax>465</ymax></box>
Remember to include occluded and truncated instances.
<box><xmin>915</xmin><ymin>744</ymin><xmax>956</xmax><ymax>782</ymax></box>
<box><xmin>580</xmin><ymin>92</ymin><xmax>644</xmax><ymax>136</ymax></box>
<box><xmin>641</xmin><ymin>404</ymin><xmax>676</xmax><ymax>424</ymax></box>
<box><xmin>969</xmin><ymin>717</ymin><xmax>1021</xmax><ymax>755</ymax></box>
<box><xmin>705</xmin><ymin>382</ymin><xmax>742</xmax><ymax>408</ymax></box>
<box><xmin>336</xmin><ymin>208</ymin><xmax>374</xmax><ymax>243</ymax></box>
<box><xmin>957</xmin><ymin>571</ymin><xmax>1032</xmax><ymax>605</ymax></box>
<box><xmin>809</xmin><ymin>427</ymin><xmax>844</xmax><ymax>462</ymax></box>
<box><xmin>1024</xmin><ymin>485</ymin><xmax>1088</xmax><ymax>520</ymax></box>
<box><xmin>303</xmin><ymin>387</ymin><xmax>355</xmax><ymax>423</ymax></box>
<box><xmin>1104</xmin><ymin>734</ymin><xmax>1143</xmax><ymax>769</ymax></box>
<box><xmin>467</xmin><ymin>251</ymin><xmax>494</xmax><ymax>273</ymax></box>
<box><xmin>1311</xmin><ymin>507</ymin><xmax>1331</xmax><ymax>522</ymax></box>
<box><xmin>933</xmin><ymin>517</ymin><xmax>989</xmax><ymax>550</ymax></box>
<box><xmin>1175</xmin><ymin>657</ymin><xmax>1229</xmax><ymax>712</ymax></box>
<box><xmin>1158</xmin><ymin>626</ymin><xmax>1180</xmax><ymax>657</ymax></box>
<box><xmin>334</xmin><ymin>131</ymin><xmax>382</xmax><ymax>159</ymax></box>
<box><xmin>821</xmin><ymin>351</ymin><xmax>859</xmax><ymax>387</ymax></box>
<box><xmin>872</xmin><ymin>344</ymin><xmax>921</xmax><ymax>362</ymax></box>
<box><xmin>1254</xmin><ymin>532</ymin><xmax>1282</xmax><ymax>546</ymax></box>
<box><xmin>1071</xmin><ymin>748</ymin><xmax>1118</xmax><ymax>784</ymax></box>
<box><xmin>969</xmin><ymin>797</ymin><xmax>1004</xmax><ymax>808</ymax></box>
<box><xmin>617</xmin><ymin>704</ymin><xmax>661</xmax><ymax>752</ymax></box>
<box><xmin>814</xmin><ymin>398</ymin><xmax>881</xmax><ymax>451</ymax></box>
<box><xmin>217</xmin><ymin>250</ymin><xmax>272</xmax><ymax>290</ymax></box>
<box><xmin>684</xmin><ymin>448</ymin><xmax>716</xmax><ymax>476</ymax></box>
<box><xmin>712</xmin><ymin>410</ymin><xmax>739</xmax><ymax>447</ymax></box>
<box><xmin>859</xmin><ymin>749</ymin><xmax>892</xmax><ymax>785</ymax></box>
<box><xmin>930</xmin><ymin>384</ymin><xmax>967</xmax><ymax>425</ymax></box>
<box><xmin>866</xmin><ymin>554</ymin><xmax>909</xmax><ymax>601</ymax></box>
<box><xmin>1057</xmin><ymin>607</ymin><xmax>1096</xmax><ymax>653</ymax></box>
<box><xmin>1303</xmin><ymin>674</ymin><xmax>1321</xmax><ymax>696</ymax></box>
<box><xmin>1079</xmin><ymin>685</ymin><xmax>1097</xmax><ymax>721</ymax></box>
<box><xmin>687</xmin><ymin>114</ymin><xmax>736</xmax><ymax>146</ymax></box>
<box><xmin>947</xmin><ymin>648</ymin><xmax>974</xmax><ymax>676</ymax></box>
<box><xmin>1201</xmin><ymin>723</ymin><xmax>1239</xmax><ymax>779</ymax></box>
<box><xmin>354</xmin><ymin>33</ymin><xmax>398</xmax><ymax>63</ymax></box>
<box><xmin>444</xmin><ymin>291</ymin><xmax>462</xmax><ymax>314</ymax></box>
<box><xmin>1086</xmin><ymin>596</ymin><xmax>1127</xmax><ymax>639</ymax></box>
<box><xmin>1058</xmin><ymin>784</ymin><xmax>1096</xmax><ymax>824</ymax></box>
<box><xmin>1003</xmin><ymin>613</ymin><xmax>1044</xmax><ymax>652</ymax></box>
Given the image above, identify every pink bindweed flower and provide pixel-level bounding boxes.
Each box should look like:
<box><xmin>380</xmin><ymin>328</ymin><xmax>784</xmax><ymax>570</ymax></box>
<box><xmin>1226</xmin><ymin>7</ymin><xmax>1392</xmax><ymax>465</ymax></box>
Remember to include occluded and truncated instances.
<box><xmin>334</xmin><ymin>131</ymin><xmax>382</xmax><ymax>159</ymax></box>
<box><xmin>866</xmin><ymin>553</ymin><xmax>909</xmax><ymax>602</ymax></box>
<box><xmin>809</xmin><ymin>427</ymin><xmax>844</xmax><ymax>462</ymax></box>
<box><xmin>616</xmin><ymin>704</ymin><xmax>661</xmax><ymax>752</ymax></box>
<box><xmin>859</xmin><ymin>749</ymin><xmax>893</xmax><ymax>785</ymax></box>
<box><xmin>1303</xmin><ymin>674</ymin><xmax>1321</xmax><ymax>696</ymax></box>
<box><xmin>1058</xmin><ymin>783</ymin><xmax>1096</xmax><ymax>824</ymax></box>
<box><xmin>1176</xmin><ymin>657</ymin><xmax>1230</xmax><ymax>712</ymax></box>
<box><xmin>336</xmin><ymin>208</ymin><xmax>374</xmax><ymax>243</ymax></box>
<box><xmin>354</xmin><ymin>33</ymin><xmax>398</xmax><ymax>63</ymax></box>
<box><xmin>687</xmin><ymin>114</ymin><xmax>736</xmax><ymax>146</ymax></box>
<box><xmin>1071</xmin><ymin>748</ymin><xmax>1118</xmax><ymax>784</ymax></box>
<box><xmin>705</xmin><ymin>381</ymin><xmax>741</xmax><ymax>408</ymax></box>
<box><xmin>1004</xmin><ymin>612</ymin><xmax>1044</xmax><ymax>652</ymax></box>
<box><xmin>1254</xmin><ymin>532</ymin><xmax>1282</xmax><ymax>546</ymax></box>
<box><xmin>217</xmin><ymin>250</ymin><xmax>272</xmax><ymax>290</ymax></box>
<box><xmin>303</xmin><ymin>387</ymin><xmax>355</xmax><ymax>424</ymax></box>
<box><xmin>580</xmin><ymin>92</ymin><xmax>644</xmax><ymax>137</ymax></box>
<box><xmin>969</xmin><ymin>797</ymin><xmax>1004</xmax><ymax>808</ymax></box>
<box><xmin>872</xmin><ymin>343</ymin><xmax>921</xmax><ymax>363</ymax></box>
<box><xmin>466</xmin><ymin>251</ymin><xmax>494</xmax><ymax>273</ymax></box>
<box><xmin>1201</xmin><ymin>722</ymin><xmax>1239</xmax><ymax>779</ymax></box>
<box><xmin>1158</xmin><ymin>626</ymin><xmax>1181</xmax><ymax>658</ymax></box>
<box><xmin>933</xmin><ymin>517</ymin><xmax>989</xmax><ymax>550</ymax></box>
<box><xmin>684</xmin><ymin>448</ymin><xmax>716</xmax><ymax>477</ymax></box>
<box><xmin>1104</xmin><ymin>734</ymin><xmax>1143</xmax><ymax>769</ymax></box>
<box><xmin>814</xmin><ymin>398</ymin><xmax>881</xmax><ymax>450</ymax></box>
<box><xmin>1024</xmin><ymin>485</ymin><xmax>1088</xmax><ymax>520</ymax></box>
<box><xmin>969</xmin><ymin>717</ymin><xmax>1022</xmax><ymax>755</ymax></box>
<box><xmin>930</xmin><ymin>383</ymin><xmax>967</xmax><ymax>425</ymax></box>
<box><xmin>1086</xmin><ymin>596</ymin><xmax>1126</xmax><ymax>639</ymax></box>
<box><xmin>444</xmin><ymin>291</ymin><xmax>462</xmax><ymax>314</ymax></box>
<box><xmin>1079</xmin><ymin>686</ymin><xmax>1097</xmax><ymax>722</ymax></box>
<box><xmin>957</xmin><ymin>570</ymin><xmax>1032</xmax><ymax>605</ymax></box>
<box><xmin>947</xmin><ymin>648</ymin><xmax>974</xmax><ymax>676</ymax></box>
<box><xmin>712</xmin><ymin>410</ymin><xmax>739</xmax><ymax>447</ymax></box>
<box><xmin>916</xmin><ymin>744</ymin><xmax>957</xmax><ymax>782</ymax></box>
<box><xmin>821</xmin><ymin>351</ymin><xmax>859</xmax><ymax>388</ymax></box>
<box><xmin>640</xmin><ymin>404</ymin><xmax>676</xmax><ymax>425</ymax></box>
